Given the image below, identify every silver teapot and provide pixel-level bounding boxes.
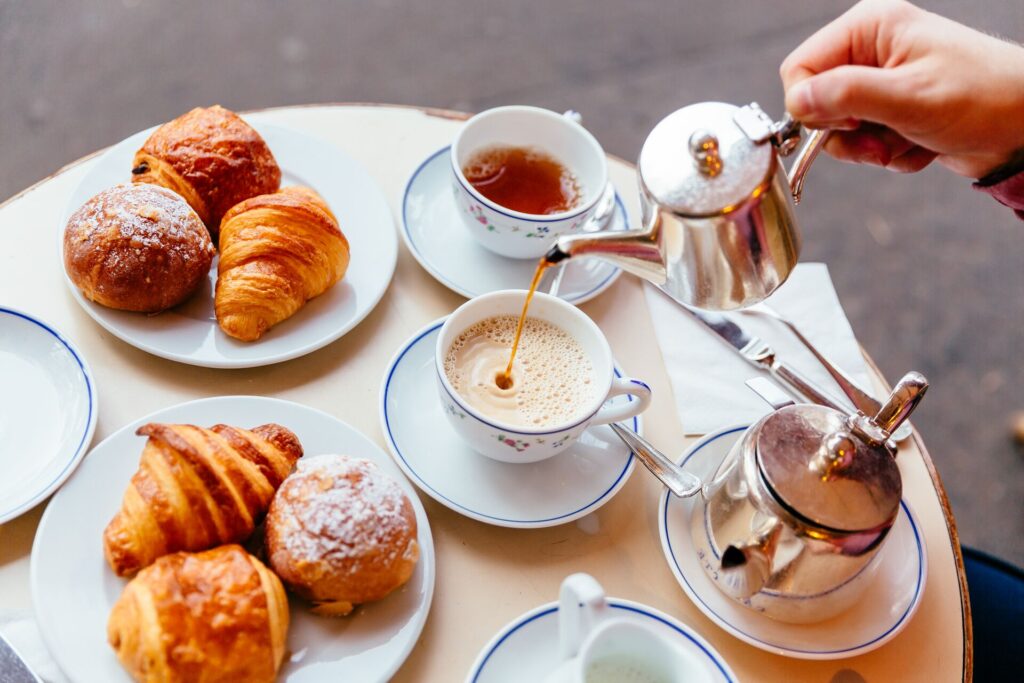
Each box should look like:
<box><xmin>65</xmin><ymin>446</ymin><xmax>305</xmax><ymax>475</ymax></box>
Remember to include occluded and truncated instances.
<box><xmin>546</xmin><ymin>102</ymin><xmax>828</xmax><ymax>310</ymax></box>
<box><xmin>613</xmin><ymin>371</ymin><xmax>927</xmax><ymax>623</ymax></box>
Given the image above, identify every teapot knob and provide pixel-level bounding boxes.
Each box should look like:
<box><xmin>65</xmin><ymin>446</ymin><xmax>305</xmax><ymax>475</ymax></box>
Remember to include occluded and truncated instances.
<box><xmin>688</xmin><ymin>129</ymin><xmax>723</xmax><ymax>177</ymax></box>
<box><xmin>811</xmin><ymin>431</ymin><xmax>857</xmax><ymax>477</ymax></box>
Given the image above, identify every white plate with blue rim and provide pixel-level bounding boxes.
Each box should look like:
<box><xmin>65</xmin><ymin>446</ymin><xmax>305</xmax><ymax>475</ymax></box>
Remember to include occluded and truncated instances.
<box><xmin>658</xmin><ymin>425</ymin><xmax>928</xmax><ymax>660</ymax></box>
<box><xmin>379</xmin><ymin>318</ymin><xmax>639</xmax><ymax>529</ymax></box>
<box><xmin>0</xmin><ymin>306</ymin><xmax>97</xmax><ymax>523</ymax></box>
<box><xmin>60</xmin><ymin>119</ymin><xmax>396</xmax><ymax>368</ymax></box>
<box><xmin>401</xmin><ymin>146</ymin><xmax>627</xmax><ymax>304</ymax></box>
<box><xmin>465</xmin><ymin>595</ymin><xmax>737</xmax><ymax>682</ymax></box>
<box><xmin>31</xmin><ymin>395</ymin><xmax>434</xmax><ymax>682</ymax></box>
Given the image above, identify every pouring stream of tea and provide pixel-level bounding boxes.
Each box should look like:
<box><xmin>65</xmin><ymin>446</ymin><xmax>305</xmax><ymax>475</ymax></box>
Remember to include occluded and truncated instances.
<box><xmin>497</xmin><ymin>258</ymin><xmax>553</xmax><ymax>389</ymax></box>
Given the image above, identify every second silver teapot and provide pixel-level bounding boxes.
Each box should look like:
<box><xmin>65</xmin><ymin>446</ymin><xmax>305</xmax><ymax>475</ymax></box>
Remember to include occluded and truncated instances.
<box><xmin>613</xmin><ymin>371</ymin><xmax>927</xmax><ymax>623</ymax></box>
<box><xmin>547</xmin><ymin>101</ymin><xmax>828</xmax><ymax>310</ymax></box>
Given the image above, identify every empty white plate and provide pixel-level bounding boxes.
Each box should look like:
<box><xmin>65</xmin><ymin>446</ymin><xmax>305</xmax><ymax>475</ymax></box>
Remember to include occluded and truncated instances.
<box><xmin>466</xmin><ymin>595</ymin><xmax>736</xmax><ymax>682</ymax></box>
<box><xmin>31</xmin><ymin>396</ymin><xmax>434</xmax><ymax>682</ymax></box>
<box><xmin>0</xmin><ymin>307</ymin><xmax>97</xmax><ymax>523</ymax></box>
<box><xmin>379</xmin><ymin>319</ymin><xmax>639</xmax><ymax>528</ymax></box>
<box><xmin>401</xmin><ymin>146</ymin><xmax>626</xmax><ymax>304</ymax></box>
<box><xmin>659</xmin><ymin>426</ymin><xmax>927</xmax><ymax>660</ymax></box>
<box><xmin>60</xmin><ymin>120</ymin><xmax>397</xmax><ymax>368</ymax></box>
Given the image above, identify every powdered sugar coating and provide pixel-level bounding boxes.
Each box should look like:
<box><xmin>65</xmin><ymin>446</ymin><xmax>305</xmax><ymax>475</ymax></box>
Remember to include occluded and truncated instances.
<box><xmin>63</xmin><ymin>183</ymin><xmax>214</xmax><ymax>312</ymax></box>
<box><xmin>265</xmin><ymin>454</ymin><xmax>419</xmax><ymax>607</ymax></box>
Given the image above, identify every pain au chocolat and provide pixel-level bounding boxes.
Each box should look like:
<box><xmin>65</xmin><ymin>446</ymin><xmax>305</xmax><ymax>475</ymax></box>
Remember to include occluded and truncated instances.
<box><xmin>131</xmin><ymin>105</ymin><xmax>281</xmax><ymax>241</ymax></box>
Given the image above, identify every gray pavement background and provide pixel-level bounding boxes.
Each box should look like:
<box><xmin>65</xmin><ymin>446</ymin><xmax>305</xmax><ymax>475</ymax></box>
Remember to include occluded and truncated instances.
<box><xmin>2</xmin><ymin>0</ymin><xmax>1023</xmax><ymax>564</ymax></box>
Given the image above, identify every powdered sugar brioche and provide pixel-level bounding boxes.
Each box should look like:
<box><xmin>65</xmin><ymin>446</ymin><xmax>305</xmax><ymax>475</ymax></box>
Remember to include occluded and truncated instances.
<box><xmin>265</xmin><ymin>454</ymin><xmax>419</xmax><ymax>616</ymax></box>
<box><xmin>63</xmin><ymin>183</ymin><xmax>215</xmax><ymax>312</ymax></box>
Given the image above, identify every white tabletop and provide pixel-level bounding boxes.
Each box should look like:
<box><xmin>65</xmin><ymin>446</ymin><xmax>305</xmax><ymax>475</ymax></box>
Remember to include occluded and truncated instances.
<box><xmin>0</xmin><ymin>104</ymin><xmax>971</xmax><ymax>681</ymax></box>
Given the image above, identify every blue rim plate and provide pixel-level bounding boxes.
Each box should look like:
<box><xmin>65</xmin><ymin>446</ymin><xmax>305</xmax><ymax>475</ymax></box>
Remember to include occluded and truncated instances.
<box><xmin>378</xmin><ymin>318</ymin><xmax>640</xmax><ymax>529</ymax></box>
<box><xmin>658</xmin><ymin>425</ymin><xmax>928</xmax><ymax>660</ymax></box>
<box><xmin>0</xmin><ymin>307</ymin><xmax>97</xmax><ymax>523</ymax></box>
<box><xmin>59</xmin><ymin>120</ymin><xmax>396</xmax><ymax>369</ymax></box>
<box><xmin>466</xmin><ymin>597</ymin><xmax>737</xmax><ymax>682</ymax></box>
<box><xmin>400</xmin><ymin>146</ymin><xmax>627</xmax><ymax>305</ymax></box>
<box><xmin>32</xmin><ymin>396</ymin><xmax>434</xmax><ymax>682</ymax></box>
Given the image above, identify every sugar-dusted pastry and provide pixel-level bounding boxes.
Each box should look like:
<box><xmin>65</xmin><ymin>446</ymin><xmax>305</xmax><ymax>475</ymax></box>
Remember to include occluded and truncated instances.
<box><xmin>103</xmin><ymin>422</ymin><xmax>303</xmax><ymax>577</ymax></box>
<box><xmin>131</xmin><ymin>105</ymin><xmax>281</xmax><ymax>240</ymax></box>
<box><xmin>265</xmin><ymin>454</ymin><xmax>419</xmax><ymax>616</ymax></box>
<box><xmin>215</xmin><ymin>186</ymin><xmax>349</xmax><ymax>342</ymax></box>
<box><xmin>108</xmin><ymin>545</ymin><xmax>288</xmax><ymax>683</ymax></box>
<box><xmin>63</xmin><ymin>184</ymin><xmax>215</xmax><ymax>312</ymax></box>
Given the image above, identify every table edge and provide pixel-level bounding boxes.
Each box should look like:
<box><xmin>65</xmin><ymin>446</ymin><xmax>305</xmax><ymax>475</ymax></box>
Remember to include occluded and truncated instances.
<box><xmin>0</xmin><ymin>101</ymin><xmax>972</xmax><ymax>680</ymax></box>
<box><xmin>862</xmin><ymin>352</ymin><xmax>973</xmax><ymax>681</ymax></box>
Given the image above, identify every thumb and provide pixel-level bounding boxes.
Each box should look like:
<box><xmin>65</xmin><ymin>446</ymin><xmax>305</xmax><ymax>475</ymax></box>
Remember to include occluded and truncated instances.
<box><xmin>785</xmin><ymin>65</ymin><xmax>910</xmax><ymax>128</ymax></box>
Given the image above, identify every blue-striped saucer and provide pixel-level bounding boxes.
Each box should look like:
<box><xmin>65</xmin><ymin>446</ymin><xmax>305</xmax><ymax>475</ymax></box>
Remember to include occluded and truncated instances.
<box><xmin>0</xmin><ymin>307</ymin><xmax>97</xmax><ymax>523</ymax></box>
<box><xmin>466</xmin><ymin>596</ymin><xmax>736</xmax><ymax>682</ymax></box>
<box><xmin>659</xmin><ymin>426</ymin><xmax>928</xmax><ymax>660</ymax></box>
<box><xmin>379</xmin><ymin>318</ymin><xmax>639</xmax><ymax>529</ymax></box>
<box><xmin>400</xmin><ymin>146</ymin><xmax>627</xmax><ymax>305</ymax></box>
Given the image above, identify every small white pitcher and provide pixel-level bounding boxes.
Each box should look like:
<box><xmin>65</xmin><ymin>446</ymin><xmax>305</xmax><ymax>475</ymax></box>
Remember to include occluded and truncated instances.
<box><xmin>546</xmin><ymin>574</ymin><xmax>709</xmax><ymax>683</ymax></box>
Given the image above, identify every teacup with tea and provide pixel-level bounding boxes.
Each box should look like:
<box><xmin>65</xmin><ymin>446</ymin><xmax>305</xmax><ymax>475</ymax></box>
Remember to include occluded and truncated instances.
<box><xmin>451</xmin><ymin>106</ymin><xmax>609</xmax><ymax>259</ymax></box>
<box><xmin>435</xmin><ymin>289</ymin><xmax>651</xmax><ymax>463</ymax></box>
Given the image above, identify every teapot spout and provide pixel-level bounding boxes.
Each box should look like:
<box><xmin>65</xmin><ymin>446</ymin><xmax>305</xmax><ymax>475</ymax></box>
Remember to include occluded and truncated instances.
<box><xmin>545</xmin><ymin>223</ymin><xmax>667</xmax><ymax>287</ymax></box>
<box><xmin>718</xmin><ymin>518</ymin><xmax>783</xmax><ymax>599</ymax></box>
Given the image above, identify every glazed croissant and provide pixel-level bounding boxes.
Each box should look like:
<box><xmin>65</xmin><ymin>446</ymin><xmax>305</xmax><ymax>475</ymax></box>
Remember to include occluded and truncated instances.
<box><xmin>108</xmin><ymin>545</ymin><xmax>289</xmax><ymax>683</ymax></box>
<box><xmin>103</xmin><ymin>422</ymin><xmax>303</xmax><ymax>577</ymax></box>
<box><xmin>132</xmin><ymin>105</ymin><xmax>281</xmax><ymax>240</ymax></box>
<box><xmin>215</xmin><ymin>186</ymin><xmax>350</xmax><ymax>342</ymax></box>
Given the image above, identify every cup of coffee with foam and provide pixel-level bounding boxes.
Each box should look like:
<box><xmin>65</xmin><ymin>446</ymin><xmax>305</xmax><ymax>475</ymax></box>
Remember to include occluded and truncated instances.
<box><xmin>451</xmin><ymin>105</ymin><xmax>609</xmax><ymax>259</ymax></box>
<box><xmin>436</xmin><ymin>290</ymin><xmax>651</xmax><ymax>463</ymax></box>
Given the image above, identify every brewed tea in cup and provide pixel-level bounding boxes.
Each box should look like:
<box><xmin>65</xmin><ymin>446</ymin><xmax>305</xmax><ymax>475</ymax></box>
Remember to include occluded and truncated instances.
<box><xmin>450</xmin><ymin>106</ymin><xmax>608</xmax><ymax>260</ymax></box>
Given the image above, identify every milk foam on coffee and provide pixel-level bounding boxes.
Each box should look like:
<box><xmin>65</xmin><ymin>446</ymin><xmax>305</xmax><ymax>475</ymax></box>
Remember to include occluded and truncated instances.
<box><xmin>444</xmin><ymin>315</ymin><xmax>596</xmax><ymax>428</ymax></box>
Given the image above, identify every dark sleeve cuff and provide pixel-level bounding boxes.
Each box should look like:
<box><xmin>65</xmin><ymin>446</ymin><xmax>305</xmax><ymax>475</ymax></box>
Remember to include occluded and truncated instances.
<box><xmin>973</xmin><ymin>151</ymin><xmax>1024</xmax><ymax>220</ymax></box>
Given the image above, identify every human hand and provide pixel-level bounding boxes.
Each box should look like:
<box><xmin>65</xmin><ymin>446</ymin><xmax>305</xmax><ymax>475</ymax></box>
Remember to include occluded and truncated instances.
<box><xmin>780</xmin><ymin>0</ymin><xmax>1024</xmax><ymax>178</ymax></box>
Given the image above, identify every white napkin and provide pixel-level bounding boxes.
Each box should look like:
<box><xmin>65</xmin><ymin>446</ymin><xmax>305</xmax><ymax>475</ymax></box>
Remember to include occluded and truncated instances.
<box><xmin>643</xmin><ymin>263</ymin><xmax>871</xmax><ymax>435</ymax></box>
<box><xmin>0</xmin><ymin>611</ymin><xmax>68</xmax><ymax>683</ymax></box>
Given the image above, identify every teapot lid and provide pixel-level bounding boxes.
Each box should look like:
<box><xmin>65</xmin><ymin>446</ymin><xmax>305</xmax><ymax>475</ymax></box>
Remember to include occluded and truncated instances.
<box><xmin>755</xmin><ymin>404</ymin><xmax>902</xmax><ymax>533</ymax></box>
<box><xmin>638</xmin><ymin>101</ymin><xmax>776</xmax><ymax>217</ymax></box>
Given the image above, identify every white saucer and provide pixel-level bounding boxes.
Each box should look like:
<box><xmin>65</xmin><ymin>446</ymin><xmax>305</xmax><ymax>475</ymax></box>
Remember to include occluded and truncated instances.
<box><xmin>32</xmin><ymin>396</ymin><xmax>434</xmax><ymax>682</ymax></box>
<box><xmin>401</xmin><ymin>146</ymin><xmax>626</xmax><ymax>304</ymax></box>
<box><xmin>379</xmin><ymin>319</ymin><xmax>639</xmax><ymax>528</ymax></box>
<box><xmin>658</xmin><ymin>426</ymin><xmax>928</xmax><ymax>660</ymax></box>
<box><xmin>60</xmin><ymin>119</ymin><xmax>397</xmax><ymax>368</ymax></box>
<box><xmin>466</xmin><ymin>596</ymin><xmax>737</xmax><ymax>682</ymax></box>
<box><xmin>0</xmin><ymin>307</ymin><xmax>97</xmax><ymax>523</ymax></box>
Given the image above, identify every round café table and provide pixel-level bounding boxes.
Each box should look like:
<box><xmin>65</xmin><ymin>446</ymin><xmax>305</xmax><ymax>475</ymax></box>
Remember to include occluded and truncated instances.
<box><xmin>0</xmin><ymin>104</ymin><xmax>971</xmax><ymax>681</ymax></box>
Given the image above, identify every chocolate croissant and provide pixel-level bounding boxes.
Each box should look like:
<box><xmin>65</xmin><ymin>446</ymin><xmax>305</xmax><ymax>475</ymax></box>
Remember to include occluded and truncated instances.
<box><xmin>108</xmin><ymin>545</ymin><xmax>289</xmax><ymax>683</ymax></box>
<box><xmin>215</xmin><ymin>186</ymin><xmax>350</xmax><ymax>342</ymax></box>
<box><xmin>103</xmin><ymin>422</ymin><xmax>303</xmax><ymax>577</ymax></box>
<box><xmin>131</xmin><ymin>105</ymin><xmax>281</xmax><ymax>240</ymax></box>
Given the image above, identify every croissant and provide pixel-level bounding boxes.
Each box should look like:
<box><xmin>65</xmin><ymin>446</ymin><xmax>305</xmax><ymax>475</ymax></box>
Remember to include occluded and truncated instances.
<box><xmin>132</xmin><ymin>105</ymin><xmax>281</xmax><ymax>241</ymax></box>
<box><xmin>108</xmin><ymin>545</ymin><xmax>289</xmax><ymax>683</ymax></box>
<box><xmin>103</xmin><ymin>422</ymin><xmax>303</xmax><ymax>577</ymax></box>
<box><xmin>215</xmin><ymin>186</ymin><xmax>350</xmax><ymax>342</ymax></box>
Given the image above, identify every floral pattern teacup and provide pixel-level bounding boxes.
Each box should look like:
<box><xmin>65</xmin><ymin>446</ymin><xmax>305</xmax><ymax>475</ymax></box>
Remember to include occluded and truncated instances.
<box><xmin>435</xmin><ymin>290</ymin><xmax>651</xmax><ymax>464</ymax></box>
<box><xmin>450</xmin><ymin>106</ymin><xmax>609</xmax><ymax>260</ymax></box>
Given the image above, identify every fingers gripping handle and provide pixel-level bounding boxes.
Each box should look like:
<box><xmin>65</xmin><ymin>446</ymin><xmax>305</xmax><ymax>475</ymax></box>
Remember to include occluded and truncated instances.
<box><xmin>590</xmin><ymin>378</ymin><xmax>652</xmax><ymax>426</ymax></box>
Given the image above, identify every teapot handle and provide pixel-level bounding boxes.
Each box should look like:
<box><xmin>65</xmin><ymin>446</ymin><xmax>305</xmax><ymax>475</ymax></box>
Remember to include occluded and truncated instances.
<box><xmin>787</xmin><ymin>127</ymin><xmax>831</xmax><ymax>205</ymax></box>
<box><xmin>874</xmin><ymin>371</ymin><xmax>929</xmax><ymax>436</ymax></box>
<box><xmin>736</xmin><ymin>106</ymin><xmax>831</xmax><ymax>205</ymax></box>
